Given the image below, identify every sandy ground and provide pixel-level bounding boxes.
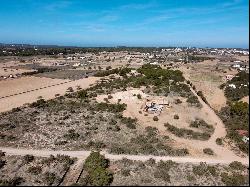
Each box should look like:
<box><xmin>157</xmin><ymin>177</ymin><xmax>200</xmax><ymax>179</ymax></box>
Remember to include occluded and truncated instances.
<box><xmin>96</xmin><ymin>88</ymin><xmax>248</xmax><ymax>163</ymax></box>
<box><xmin>0</xmin><ymin>76</ymin><xmax>67</xmax><ymax>97</ymax></box>
<box><xmin>0</xmin><ymin>76</ymin><xmax>99</xmax><ymax>113</ymax></box>
<box><xmin>177</xmin><ymin>60</ymin><xmax>238</xmax><ymax>111</ymax></box>
<box><xmin>190</xmin><ymin>81</ymin><xmax>227</xmax><ymax>111</ymax></box>
<box><xmin>235</xmin><ymin>55</ymin><xmax>249</xmax><ymax>62</ymax></box>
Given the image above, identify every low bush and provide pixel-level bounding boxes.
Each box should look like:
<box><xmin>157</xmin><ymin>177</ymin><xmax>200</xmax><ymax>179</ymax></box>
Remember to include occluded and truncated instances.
<box><xmin>174</xmin><ymin>114</ymin><xmax>179</xmax><ymax>119</ymax></box>
<box><xmin>229</xmin><ymin>161</ymin><xmax>246</xmax><ymax>171</ymax></box>
<box><xmin>193</xmin><ymin>162</ymin><xmax>207</xmax><ymax>176</ymax></box>
<box><xmin>137</xmin><ymin>94</ymin><xmax>142</xmax><ymax>99</ymax></box>
<box><xmin>0</xmin><ymin>159</ymin><xmax>6</xmax><ymax>169</ymax></box>
<box><xmin>220</xmin><ymin>172</ymin><xmax>247</xmax><ymax>186</ymax></box>
<box><xmin>23</xmin><ymin>154</ymin><xmax>34</xmax><ymax>164</ymax></box>
<box><xmin>43</xmin><ymin>172</ymin><xmax>57</xmax><ymax>185</ymax></box>
<box><xmin>165</xmin><ymin>123</ymin><xmax>211</xmax><ymax>141</ymax></box>
<box><xmin>186</xmin><ymin>95</ymin><xmax>201</xmax><ymax>107</ymax></box>
<box><xmin>27</xmin><ymin>166</ymin><xmax>42</xmax><ymax>175</ymax></box>
<box><xmin>153</xmin><ymin>116</ymin><xmax>159</xmax><ymax>121</ymax></box>
<box><xmin>203</xmin><ymin>148</ymin><xmax>214</xmax><ymax>155</ymax></box>
<box><xmin>63</xmin><ymin>129</ymin><xmax>80</xmax><ymax>141</ymax></box>
<box><xmin>216</xmin><ymin>138</ymin><xmax>223</xmax><ymax>145</ymax></box>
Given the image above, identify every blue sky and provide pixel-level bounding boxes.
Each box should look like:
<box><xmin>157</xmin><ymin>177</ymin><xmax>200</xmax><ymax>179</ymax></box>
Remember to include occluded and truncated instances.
<box><xmin>0</xmin><ymin>0</ymin><xmax>249</xmax><ymax>48</ymax></box>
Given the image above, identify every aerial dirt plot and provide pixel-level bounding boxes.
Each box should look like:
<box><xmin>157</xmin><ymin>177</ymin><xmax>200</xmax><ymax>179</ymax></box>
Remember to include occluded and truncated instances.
<box><xmin>95</xmin><ymin>88</ymin><xmax>248</xmax><ymax>163</ymax></box>
<box><xmin>0</xmin><ymin>76</ymin><xmax>67</xmax><ymax>97</ymax></box>
<box><xmin>0</xmin><ymin>76</ymin><xmax>99</xmax><ymax>112</ymax></box>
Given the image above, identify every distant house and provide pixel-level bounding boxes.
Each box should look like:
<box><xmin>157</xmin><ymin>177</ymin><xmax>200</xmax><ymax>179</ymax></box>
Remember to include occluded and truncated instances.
<box><xmin>242</xmin><ymin>136</ymin><xmax>249</xmax><ymax>143</ymax></box>
<box><xmin>225</xmin><ymin>74</ymin><xmax>234</xmax><ymax>81</ymax></box>
<box><xmin>232</xmin><ymin>64</ymin><xmax>241</xmax><ymax>68</ymax></box>
<box><xmin>73</xmin><ymin>63</ymin><xmax>80</xmax><ymax>67</ymax></box>
<box><xmin>149</xmin><ymin>62</ymin><xmax>158</xmax><ymax>65</ymax></box>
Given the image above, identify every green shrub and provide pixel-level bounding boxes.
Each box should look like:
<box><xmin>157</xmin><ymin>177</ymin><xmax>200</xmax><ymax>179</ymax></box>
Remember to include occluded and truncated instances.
<box><xmin>121</xmin><ymin>117</ymin><xmax>137</xmax><ymax>129</ymax></box>
<box><xmin>220</xmin><ymin>172</ymin><xmax>247</xmax><ymax>186</ymax></box>
<box><xmin>84</xmin><ymin>152</ymin><xmax>113</xmax><ymax>186</ymax></box>
<box><xmin>88</xmin><ymin>167</ymin><xmax>113</xmax><ymax>186</ymax></box>
<box><xmin>165</xmin><ymin>123</ymin><xmax>211</xmax><ymax>141</ymax></box>
<box><xmin>193</xmin><ymin>162</ymin><xmax>207</xmax><ymax>176</ymax></box>
<box><xmin>216</xmin><ymin>138</ymin><xmax>223</xmax><ymax>145</ymax></box>
<box><xmin>56</xmin><ymin>154</ymin><xmax>74</xmax><ymax>167</ymax></box>
<box><xmin>0</xmin><ymin>159</ymin><xmax>6</xmax><ymax>169</ymax></box>
<box><xmin>175</xmin><ymin>99</ymin><xmax>182</xmax><ymax>104</ymax></box>
<box><xmin>229</xmin><ymin>161</ymin><xmax>246</xmax><ymax>171</ymax></box>
<box><xmin>121</xmin><ymin>169</ymin><xmax>131</xmax><ymax>176</ymax></box>
<box><xmin>186</xmin><ymin>175</ymin><xmax>195</xmax><ymax>181</ymax></box>
<box><xmin>153</xmin><ymin>160</ymin><xmax>177</xmax><ymax>182</ymax></box>
<box><xmin>206</xmin><ymin>165</ymin><xmax>218</xmax><ymax>176</ymax></box>
<box><xmin>27</xmin><ymin>166</ymin><xmax>42</xmax><ymax>175</ymax></box>
<box><xmin>110</xmin><ymin>146</ymin><xmax>126</xmax><ymax>154</ymax></box>
<box><xmin>23</xmin><ymin>154</ymin><xmax>34</xmax><ymax>164</ymax></box>
<box><xmin>186</xmin><ymin>95</ymin><xmax>201</xmax><ymax>107</ymax></box>
<box><xmin>174</xmin><ymin>114</ymin><xmax>179</xmax><ymax>119</ymax></box>
<box><xmin>84</xmin><ymin>152</ymin><xmax>109</xmax><ymax>172</ymax></box>
<box><xmin>43</xmin><ymin>172</ymin><xmax>57</xmax><ymax>185</ymax></box>
<box><xmin>153</xmin><ymin>116</ymin><xmax>159</xmax><ymax>121</ymax></box>
<box><xmin>137</xmin><ymin>94</ymin><xmax>142</xmax><ymax>99</ymax></box>
<box><xmin>203</xmin><ymin>148</ymin><xmax>214</xmax><ymax>155</ymax></box>
<box><xmin>63</xmin><ymin>129</ymin><xmax>80</xmax><ymax>141</ymax></box>
<box><xmin>0</xmin><ymin>177</ymin><xmax>24</xmax><ymax>186</ymax></box>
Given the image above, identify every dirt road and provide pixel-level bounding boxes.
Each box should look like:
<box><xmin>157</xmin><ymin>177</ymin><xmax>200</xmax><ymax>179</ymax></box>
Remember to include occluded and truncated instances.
<box><xmin>0</xmin><ymin>147</ymin><xmax>248</xmax><ymax>165</ymax></box>
<box><xmin>187</xmin><ymin>84</ymin><xmax>247</xmax><ymax>161</ymax></box>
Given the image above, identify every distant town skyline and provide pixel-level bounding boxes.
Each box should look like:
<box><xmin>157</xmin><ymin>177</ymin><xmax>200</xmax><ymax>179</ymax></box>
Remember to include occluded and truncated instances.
<box><xmin>0</xmin><ymin>0</ymin><xmax>249</xmax><ymax>48</ymax></box>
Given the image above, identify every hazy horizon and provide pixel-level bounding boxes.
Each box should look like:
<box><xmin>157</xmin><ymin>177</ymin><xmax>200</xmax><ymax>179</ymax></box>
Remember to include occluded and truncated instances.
<box><xmin>0</xmin><ymin>0</ymin><xmax>249</xmax><ymax>48</ymax></box>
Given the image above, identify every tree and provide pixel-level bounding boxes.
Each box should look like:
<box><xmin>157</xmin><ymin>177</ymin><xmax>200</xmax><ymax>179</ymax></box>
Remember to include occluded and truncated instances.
<box><xmin>84</xmin><ymin>152</ymin><xmax>113</xmax><ymax>186</ymax></box>
<box><xmin>88</xmin><ymin>167</ymin><xmax>113</xmax><ymax>186</ymax></box>
<box><xmin>77</xmin><ymin>90</ymin><xmax>88</xmax><ymax>102</ymax></box>
<box><xmin>84</xmin><ymin>152</ymin><xmax>109</xmax><ymax>171</ymax></box>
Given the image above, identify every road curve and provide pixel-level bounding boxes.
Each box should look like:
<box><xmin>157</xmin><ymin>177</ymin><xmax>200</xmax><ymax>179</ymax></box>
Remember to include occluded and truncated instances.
<box><xmin>0</xmin><ymin>147</ymin><xmax>248</xmax><ymax>165</ymax></box>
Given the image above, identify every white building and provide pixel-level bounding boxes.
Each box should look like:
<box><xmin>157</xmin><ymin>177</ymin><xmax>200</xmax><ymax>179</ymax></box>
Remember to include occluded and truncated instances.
<box><xmin>228</xmin><ymin>84</ymin><xmax>236</xmax><ymax>89</ymax></box>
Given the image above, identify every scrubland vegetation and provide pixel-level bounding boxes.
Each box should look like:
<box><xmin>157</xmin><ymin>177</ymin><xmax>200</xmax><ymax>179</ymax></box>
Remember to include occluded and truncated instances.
<box><xmin>0</xmin><ymin>152</ymin><xmax>75</xmax><ymax>186</ymax></box>
<box><xmin>219</xmin><ymin>101</ymin><xmax>249</xmax><ymax>153</ymax></box>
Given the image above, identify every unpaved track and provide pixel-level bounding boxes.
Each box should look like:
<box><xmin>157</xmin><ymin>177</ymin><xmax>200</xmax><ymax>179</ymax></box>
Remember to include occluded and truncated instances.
<box><xmin>187</xmin><ymin>84</ymin><xmax>247</xmax><ymax>161</ymax></box>
<box><xmin>0</xmin><ymin>147</ymin><xmax>248</xmax><ymax>165</ymax></box>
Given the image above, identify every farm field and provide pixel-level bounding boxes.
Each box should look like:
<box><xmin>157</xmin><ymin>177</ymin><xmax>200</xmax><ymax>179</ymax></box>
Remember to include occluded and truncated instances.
<box><xmin>0</xmin><ymin>76</ymin><xmax>99</xmax><ymax>113</ymax></box>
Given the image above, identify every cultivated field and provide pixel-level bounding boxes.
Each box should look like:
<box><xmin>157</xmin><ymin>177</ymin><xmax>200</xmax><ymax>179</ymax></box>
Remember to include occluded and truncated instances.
<box><xmin>0</xmin><ymin>76</ymin><xmax>99</xmax><ymax>112</ymax></box>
